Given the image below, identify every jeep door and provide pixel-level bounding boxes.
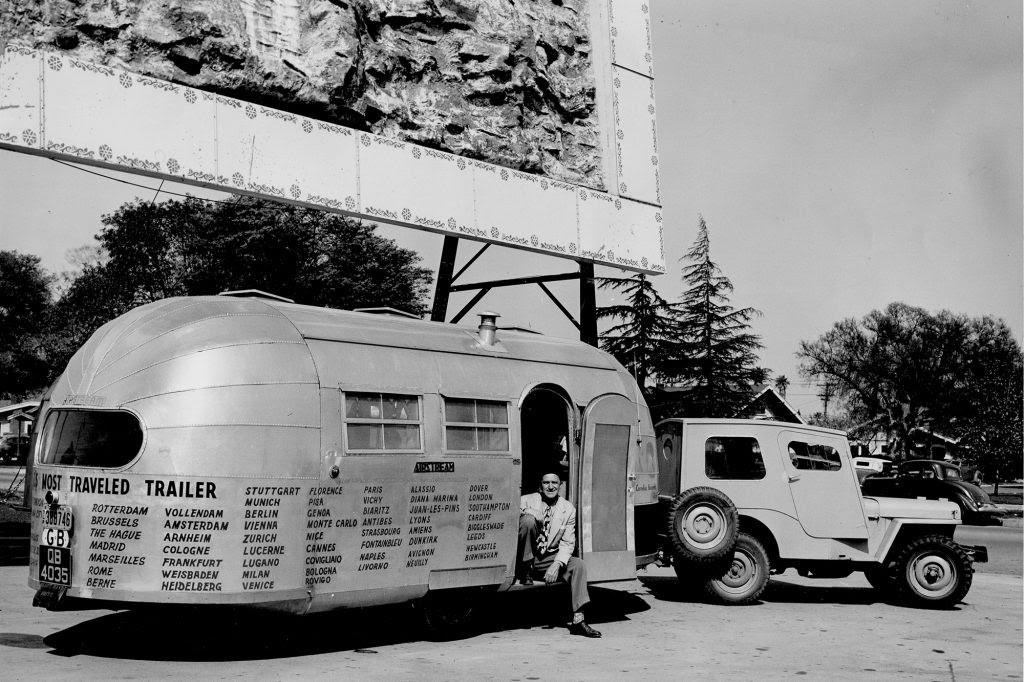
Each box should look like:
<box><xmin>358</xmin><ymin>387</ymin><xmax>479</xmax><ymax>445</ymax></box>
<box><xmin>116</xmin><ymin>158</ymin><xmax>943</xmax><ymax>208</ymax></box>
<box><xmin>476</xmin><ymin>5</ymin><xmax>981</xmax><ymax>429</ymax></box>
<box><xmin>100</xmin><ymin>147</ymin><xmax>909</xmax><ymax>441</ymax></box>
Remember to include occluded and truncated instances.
<box><xmin>779</xmin><ymin>430</ymin><xmax>868</xmax><ymax>539</ymax></box>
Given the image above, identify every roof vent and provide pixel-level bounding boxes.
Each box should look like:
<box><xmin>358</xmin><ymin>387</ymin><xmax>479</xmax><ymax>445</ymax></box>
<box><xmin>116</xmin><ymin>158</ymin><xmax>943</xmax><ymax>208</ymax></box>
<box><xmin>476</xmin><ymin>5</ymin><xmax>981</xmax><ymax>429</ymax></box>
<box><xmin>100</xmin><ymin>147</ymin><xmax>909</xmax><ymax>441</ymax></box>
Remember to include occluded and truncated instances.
<box><xmin>218</xmin><ymin>289</ymin><xmax>294</xmax><ymax>303</ymax></box>
<box><xmin>477</xmin><ymin>311</ymin><xmax>501</xmax><ymax>346</ymax></box>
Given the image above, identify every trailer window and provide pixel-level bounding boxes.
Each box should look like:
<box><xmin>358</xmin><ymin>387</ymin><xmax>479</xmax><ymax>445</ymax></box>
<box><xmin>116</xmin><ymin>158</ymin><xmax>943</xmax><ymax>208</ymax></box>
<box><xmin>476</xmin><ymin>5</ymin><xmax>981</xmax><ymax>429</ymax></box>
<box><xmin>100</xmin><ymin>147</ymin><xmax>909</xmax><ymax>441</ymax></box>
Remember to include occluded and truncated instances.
<box><xmin>787</xmin><ymin>440</ymin><xmax>842</xmax><ymax>471</ymax></box>
<box><xmin>344</xmin><ymin>392</ymin><xmax>421</xmax><ymax>452</ymax></box>
<box><xmin>444</xmin><ymin>398</ymin><xmax>509</xmax><ymax>452</ymax></box>
<box><xmin>705</xmin><ymin>437</ymin><xmax>766</xmax><ymax>480</ymax></box>
<box><xmin>39</xmin><ymin>409</ymin><xmax>143</xmax><ymax>468</ymax></box>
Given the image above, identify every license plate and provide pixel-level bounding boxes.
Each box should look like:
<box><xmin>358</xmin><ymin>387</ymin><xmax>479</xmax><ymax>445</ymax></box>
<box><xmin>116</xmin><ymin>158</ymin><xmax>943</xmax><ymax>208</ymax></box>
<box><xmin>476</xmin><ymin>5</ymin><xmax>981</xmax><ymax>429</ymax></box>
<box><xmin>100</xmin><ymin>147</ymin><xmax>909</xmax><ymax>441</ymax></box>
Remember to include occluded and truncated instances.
<box><xmin>42</xmin><ymin>526</ymin><xmax>71</xmax><ymax>548</ymax></box>
<box><xmin>39</xmin><ymin>546</ymin><xmax>72</xmax><ymax>586</ymax></box>
<box><xmin>43</xmin><ymin>505</ymin><xmax>72</xmax><ymax>530</ymax></box>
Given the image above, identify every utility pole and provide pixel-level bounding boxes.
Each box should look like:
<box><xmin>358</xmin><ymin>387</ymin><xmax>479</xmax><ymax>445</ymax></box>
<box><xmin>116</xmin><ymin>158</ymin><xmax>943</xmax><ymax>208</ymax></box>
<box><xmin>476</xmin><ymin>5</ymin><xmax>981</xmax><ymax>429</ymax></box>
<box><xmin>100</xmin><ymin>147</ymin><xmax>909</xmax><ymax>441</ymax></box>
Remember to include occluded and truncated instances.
<box><xmin>818</xmin><ymin>381</ymin><xmax>835</xmax><ymax>419</ymax></box>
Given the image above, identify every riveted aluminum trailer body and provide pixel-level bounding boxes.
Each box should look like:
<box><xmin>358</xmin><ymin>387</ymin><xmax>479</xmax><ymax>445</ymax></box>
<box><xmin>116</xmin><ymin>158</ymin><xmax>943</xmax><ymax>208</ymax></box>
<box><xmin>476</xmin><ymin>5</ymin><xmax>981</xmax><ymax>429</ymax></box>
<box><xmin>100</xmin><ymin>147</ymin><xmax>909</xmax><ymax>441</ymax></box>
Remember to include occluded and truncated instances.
<box><xmin>28</xmin><ymin>295</ymin><xmax>658</xmax><ymax>613</ymax></box>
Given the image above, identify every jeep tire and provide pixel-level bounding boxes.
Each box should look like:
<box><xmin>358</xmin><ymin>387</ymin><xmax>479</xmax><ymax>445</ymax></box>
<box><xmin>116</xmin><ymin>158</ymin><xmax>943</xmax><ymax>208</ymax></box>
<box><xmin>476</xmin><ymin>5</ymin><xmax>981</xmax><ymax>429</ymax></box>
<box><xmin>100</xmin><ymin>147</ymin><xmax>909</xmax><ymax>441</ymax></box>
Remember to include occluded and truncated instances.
<box><xmin>864</xmin><ymin>564</ymin><xmax>897</xmax><ymax>597</ymax></box>
<box><xmin>665</xmin><ymin>487</ymin><xmax>738</xmax><ymax>563</ymax></box>
<box><xmin>704</xmin><ymin>532</ymin><xmax>770</xmax><ymax>605</ymax></box>
<box><xmin>893</xmin><ymin>534</ymin><xmax>973</xmax><ymax>609</ymax></box>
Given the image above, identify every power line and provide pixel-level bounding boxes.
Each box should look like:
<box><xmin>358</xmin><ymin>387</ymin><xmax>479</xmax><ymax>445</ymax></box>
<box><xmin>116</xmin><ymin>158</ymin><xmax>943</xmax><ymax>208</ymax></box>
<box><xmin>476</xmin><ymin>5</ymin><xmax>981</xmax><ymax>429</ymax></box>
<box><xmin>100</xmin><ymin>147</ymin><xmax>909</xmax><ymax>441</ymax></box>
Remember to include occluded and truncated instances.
<box><xmin>52</xmin><ymin>159</ymin><xmax>239</xmax><ymax>205</ymax></box>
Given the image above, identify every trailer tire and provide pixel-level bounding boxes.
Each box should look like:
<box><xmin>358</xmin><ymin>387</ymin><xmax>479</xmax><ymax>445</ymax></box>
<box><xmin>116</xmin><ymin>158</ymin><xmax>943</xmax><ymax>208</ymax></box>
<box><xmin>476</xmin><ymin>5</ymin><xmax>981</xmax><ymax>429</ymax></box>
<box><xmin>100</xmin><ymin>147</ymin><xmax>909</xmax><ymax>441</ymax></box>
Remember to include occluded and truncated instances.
<box><xmin>419</xmin><ymin>591</ymin><xmax>477</xmax><ymax>639</ymax></box>
<box><xmin>893</xmin><ymin>534</ymin><xmax>973</xmax><ymax>609</ymax></box>
<box><xmin>703</xmin><ymin>532</ymin><xmax>770</xmax><ymax>605</ymax></box>
<box><xmin>665</xmin><ymin>487</ymin><xmax>738</xmax><ymax>563</ymax></box>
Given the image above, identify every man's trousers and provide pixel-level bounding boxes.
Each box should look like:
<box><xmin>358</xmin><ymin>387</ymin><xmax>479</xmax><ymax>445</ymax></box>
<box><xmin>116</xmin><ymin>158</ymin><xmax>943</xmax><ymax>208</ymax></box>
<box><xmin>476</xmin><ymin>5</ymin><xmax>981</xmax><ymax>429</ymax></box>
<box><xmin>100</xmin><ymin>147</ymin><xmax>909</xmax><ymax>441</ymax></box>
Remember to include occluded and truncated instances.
<box><xmin>518</xmin><ymin>514</ymin><xmax>591</xmax><ymax>613</ymax></box>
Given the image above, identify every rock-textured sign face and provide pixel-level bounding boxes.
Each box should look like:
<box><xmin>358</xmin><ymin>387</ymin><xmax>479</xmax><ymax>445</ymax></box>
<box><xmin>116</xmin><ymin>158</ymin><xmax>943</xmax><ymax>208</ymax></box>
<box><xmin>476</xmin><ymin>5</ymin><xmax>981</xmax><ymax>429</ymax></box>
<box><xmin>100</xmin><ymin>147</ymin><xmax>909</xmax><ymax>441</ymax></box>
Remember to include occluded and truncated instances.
<box><xmin>1</xmin><ymin>0</ymin><xmax>664</xmax><ymax>272</ymax></box>
<box><xmin>4</xmin><ymin>0</ymin><xmax>603</xmax><ymax>189</ymax></box>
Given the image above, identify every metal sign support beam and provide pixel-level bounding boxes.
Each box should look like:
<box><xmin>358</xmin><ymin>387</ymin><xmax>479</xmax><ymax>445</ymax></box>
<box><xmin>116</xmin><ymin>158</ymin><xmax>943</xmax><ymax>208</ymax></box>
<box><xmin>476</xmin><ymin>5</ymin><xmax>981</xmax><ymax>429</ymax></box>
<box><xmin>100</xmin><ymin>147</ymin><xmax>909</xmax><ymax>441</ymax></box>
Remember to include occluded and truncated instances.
<box><xmin>429</xmin><ymin>237</ymin><xmax>599</xmax><ymax>347</ymax></box>
<box><xmin>430</xmin><ymin>236</ymin><xmax>460</xmax><ymax>323</ymax></box>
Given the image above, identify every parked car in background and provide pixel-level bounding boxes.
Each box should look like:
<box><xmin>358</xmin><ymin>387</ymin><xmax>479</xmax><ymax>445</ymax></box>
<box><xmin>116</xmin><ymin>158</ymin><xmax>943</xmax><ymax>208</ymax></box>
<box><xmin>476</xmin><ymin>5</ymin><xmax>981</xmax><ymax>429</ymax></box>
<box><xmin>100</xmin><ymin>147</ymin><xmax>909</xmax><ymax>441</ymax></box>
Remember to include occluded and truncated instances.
<box><xmin>853</xmin><ymin>455</ymin><xmax>894</xmax><ymax>483</ymax></box>
<box><xmin>0</xmin><ymin>434</ymin><xmax>30</xmax><ymax>465</ymax></box>
<box><xmin>861</xmin><ymin>460</ymin><xmax>1005</xmax><ymax>526</ymax></box>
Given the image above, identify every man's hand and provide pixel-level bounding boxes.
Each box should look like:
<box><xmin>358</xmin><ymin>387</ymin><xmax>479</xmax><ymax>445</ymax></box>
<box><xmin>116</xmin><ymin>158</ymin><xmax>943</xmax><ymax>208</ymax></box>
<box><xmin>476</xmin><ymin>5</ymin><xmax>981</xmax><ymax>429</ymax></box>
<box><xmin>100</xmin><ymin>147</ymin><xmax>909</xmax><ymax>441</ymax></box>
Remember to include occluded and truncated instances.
<box><xmin>544</xmin><ymin>562</ymin><xmax>561</xmax><ymax>584</ymax></box>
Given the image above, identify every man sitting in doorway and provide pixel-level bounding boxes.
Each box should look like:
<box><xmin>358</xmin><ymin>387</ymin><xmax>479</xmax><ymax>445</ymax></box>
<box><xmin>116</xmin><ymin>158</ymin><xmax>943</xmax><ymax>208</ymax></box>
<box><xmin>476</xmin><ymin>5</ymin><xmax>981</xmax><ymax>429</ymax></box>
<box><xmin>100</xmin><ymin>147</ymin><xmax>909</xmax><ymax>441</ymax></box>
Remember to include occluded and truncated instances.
<box><xmin>517</xmin><ymin>472</ymin><xmax>602</xmax><ymax>638</ymax></box>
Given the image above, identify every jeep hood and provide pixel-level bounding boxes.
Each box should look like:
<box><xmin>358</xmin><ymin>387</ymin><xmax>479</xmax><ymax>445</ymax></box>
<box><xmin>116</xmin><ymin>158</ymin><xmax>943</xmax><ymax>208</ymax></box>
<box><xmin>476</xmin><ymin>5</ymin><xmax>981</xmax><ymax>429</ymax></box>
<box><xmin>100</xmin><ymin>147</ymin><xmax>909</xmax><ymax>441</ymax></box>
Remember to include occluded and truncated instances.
<box><xmin>862</xmin><ymin>495</ymin><xmax>961</xmax><ymax>522</ymax></box>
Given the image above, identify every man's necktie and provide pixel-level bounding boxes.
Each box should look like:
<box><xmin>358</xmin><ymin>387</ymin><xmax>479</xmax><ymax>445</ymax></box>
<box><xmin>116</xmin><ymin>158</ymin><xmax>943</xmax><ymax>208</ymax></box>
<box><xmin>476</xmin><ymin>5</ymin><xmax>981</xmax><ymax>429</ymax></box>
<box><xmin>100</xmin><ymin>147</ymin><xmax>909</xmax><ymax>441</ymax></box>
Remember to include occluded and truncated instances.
<box><xmin>537</xmin><ymin>505</ymin><xmax>553</xmax><ymax>551</ymax></box>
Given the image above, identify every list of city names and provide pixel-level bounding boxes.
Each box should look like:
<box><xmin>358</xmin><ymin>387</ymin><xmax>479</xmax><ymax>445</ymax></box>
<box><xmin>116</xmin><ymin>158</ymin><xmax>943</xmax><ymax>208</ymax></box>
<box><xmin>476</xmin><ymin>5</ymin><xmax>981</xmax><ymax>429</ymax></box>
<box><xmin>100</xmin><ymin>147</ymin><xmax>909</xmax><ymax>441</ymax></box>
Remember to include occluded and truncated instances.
<box><xmin>304</xmin><ymin>485</ymin><xmax>349</xmax><ymax>585</ymax></box>
<box><xmin>35</xmin><ymin>473</ymin><xmax>516</xmax><ymax>594</ymax></box>
<box><xmin>464</xmin><ymin>483</ymin><xmax>509</xmax><ymax>562</ymax></box>
<box><xmin>240</xmin><ymin>485</ymin><xmax>300</xmax><ymax>591</ymax></box>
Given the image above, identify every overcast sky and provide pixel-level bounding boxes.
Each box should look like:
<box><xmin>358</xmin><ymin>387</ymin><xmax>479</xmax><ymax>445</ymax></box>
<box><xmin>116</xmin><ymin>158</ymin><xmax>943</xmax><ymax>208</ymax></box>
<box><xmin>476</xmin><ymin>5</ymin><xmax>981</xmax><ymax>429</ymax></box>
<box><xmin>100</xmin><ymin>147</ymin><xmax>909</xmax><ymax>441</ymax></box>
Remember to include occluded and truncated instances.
<box><xmin>1</xmin><ymin>0</ymin><xmax>1021</xmax><ymax>417</ymax></box>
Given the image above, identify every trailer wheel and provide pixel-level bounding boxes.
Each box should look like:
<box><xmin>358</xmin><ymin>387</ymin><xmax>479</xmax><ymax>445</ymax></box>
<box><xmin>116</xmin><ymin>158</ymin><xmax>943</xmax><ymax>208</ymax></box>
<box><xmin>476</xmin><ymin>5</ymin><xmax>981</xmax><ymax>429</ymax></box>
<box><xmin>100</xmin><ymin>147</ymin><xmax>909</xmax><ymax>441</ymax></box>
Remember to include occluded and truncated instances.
<box><xmin>893</xmin><ymin>535</ymin><xmax>973</xmax><ymax>609</ymax></box>
<box><xmin>419</xmin><ymin>591</ymin><xmax>477</xmax><ymax>639</ymax></box>
<box><xmin>704</xmin><ymin>532</ymin><xmax>770</xmax><ymax>605</ymax></box>
<box><xmin>665</xmin><ymin>487</ymin><xmax>738</xmax><ymax>563</ymax></box>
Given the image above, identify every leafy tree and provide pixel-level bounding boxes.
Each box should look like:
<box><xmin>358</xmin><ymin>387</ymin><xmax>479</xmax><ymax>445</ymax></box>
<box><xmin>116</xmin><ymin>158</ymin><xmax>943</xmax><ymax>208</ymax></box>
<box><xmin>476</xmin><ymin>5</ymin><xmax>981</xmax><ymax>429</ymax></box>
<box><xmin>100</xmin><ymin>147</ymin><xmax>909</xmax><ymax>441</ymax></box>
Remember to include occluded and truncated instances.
<box><xmin>664</xmin><ymin>215</ymin><xmax>763</xmax><ymax>417</ymax></box>
<box><xmin>0</xmin><ymin>251</ymin><xmax>53</xmax><ymax>399</ymax></box>
<box><xmin>597</xmin><ymin>273</ymin><xmax>681</xmax><ymax>395</ymax></box>
<box><xmin>749</xmin><ymin>367</ymin><xmax>771</xmax><ymax>386</ymax></box>
<box><xmin>43</xmin><ymin>196</ymin><xmax>433</xmax><ymax>377</ymax></box>
<box><xmin>951</xmin><ymin>317</ymin><xmax>1023</xmax><ymax>488</ymax></box>
<box><xmin>798</xmin><ymin>303</ymin><xmax>1023</xmax><ymax>482</ymax></box>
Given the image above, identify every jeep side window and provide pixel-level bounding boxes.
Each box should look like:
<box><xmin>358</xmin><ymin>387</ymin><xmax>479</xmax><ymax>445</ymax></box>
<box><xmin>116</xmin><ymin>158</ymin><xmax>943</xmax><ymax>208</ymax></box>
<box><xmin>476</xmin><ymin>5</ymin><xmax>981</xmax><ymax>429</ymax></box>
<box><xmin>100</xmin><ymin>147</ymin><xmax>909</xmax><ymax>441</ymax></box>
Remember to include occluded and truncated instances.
<box><xmin>705</xmin><ymin>437</ymin><xmax>766</xmax><ymax>480</ymax></box>
<box><xmin>787</xmin><ymin>440</ymin><xmax>841</xmax><ymax>471</ymax></box>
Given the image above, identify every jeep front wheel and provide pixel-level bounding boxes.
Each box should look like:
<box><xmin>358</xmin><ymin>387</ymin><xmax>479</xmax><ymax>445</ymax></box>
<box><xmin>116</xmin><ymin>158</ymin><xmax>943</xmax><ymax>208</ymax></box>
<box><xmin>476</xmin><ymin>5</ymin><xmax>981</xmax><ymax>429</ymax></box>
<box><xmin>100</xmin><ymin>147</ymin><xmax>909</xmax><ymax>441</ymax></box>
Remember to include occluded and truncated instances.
<box><xmin>665</xmin><ymin>487</ymin><xmax>738</xmax><ymax>563</ymax></box>
<box><xmin>704</xmin><ymin>532</ymin><xmax>770</xmax><ymax>605</ymax></box>
<box><xmin>894</xmin><ymin>535</ymin><xmax>973</xmax><ymax>609</ymax></box>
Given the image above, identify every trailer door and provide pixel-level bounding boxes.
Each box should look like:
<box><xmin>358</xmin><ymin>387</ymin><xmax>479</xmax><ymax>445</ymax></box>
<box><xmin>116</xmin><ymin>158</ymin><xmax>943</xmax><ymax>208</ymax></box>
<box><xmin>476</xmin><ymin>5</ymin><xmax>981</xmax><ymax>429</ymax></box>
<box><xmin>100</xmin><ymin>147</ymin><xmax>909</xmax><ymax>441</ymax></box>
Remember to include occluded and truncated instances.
<box><xmin>578</xmin><ymin>393</ymin><xmax>636</xmax><ymax>581</ymax></box>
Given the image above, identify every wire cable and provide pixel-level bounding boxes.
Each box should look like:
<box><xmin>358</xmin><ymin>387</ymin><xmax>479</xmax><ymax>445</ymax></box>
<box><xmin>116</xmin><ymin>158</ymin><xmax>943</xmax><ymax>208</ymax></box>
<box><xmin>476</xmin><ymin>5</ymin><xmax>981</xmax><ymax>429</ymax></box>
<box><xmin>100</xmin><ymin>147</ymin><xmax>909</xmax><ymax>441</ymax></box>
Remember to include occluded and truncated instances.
<box><xmin>52</xmin><ymin>159</ymin><xmax>238</xmax><ymax>205</ymax></box>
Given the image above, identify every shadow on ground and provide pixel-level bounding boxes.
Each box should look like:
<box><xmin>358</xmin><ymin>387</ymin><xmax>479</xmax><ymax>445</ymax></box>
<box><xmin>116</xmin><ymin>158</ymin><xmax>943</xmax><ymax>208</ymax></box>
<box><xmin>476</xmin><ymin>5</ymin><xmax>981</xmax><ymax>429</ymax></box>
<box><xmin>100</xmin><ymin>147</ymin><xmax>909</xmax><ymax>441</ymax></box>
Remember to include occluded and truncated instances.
<box><xmin>0</xmin><ymin>521</ymin><xmax>30</xmax><ymax>566</ymax></box>
<box><xmin>36</xmin><ymin>584</ymin><xmax>648</xmax><ymax>661</ymax></box>
<box><xmin>639</xmin><ymin>572</ymin><xmax>908</xmax><ymax>608</ymax></box>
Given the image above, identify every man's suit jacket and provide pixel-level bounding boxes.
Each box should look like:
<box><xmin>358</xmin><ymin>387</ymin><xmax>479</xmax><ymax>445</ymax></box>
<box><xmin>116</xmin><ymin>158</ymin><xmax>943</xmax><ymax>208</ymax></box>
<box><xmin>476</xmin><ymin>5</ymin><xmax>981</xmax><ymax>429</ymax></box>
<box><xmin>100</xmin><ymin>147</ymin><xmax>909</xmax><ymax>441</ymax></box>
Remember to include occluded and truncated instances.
<box><xmin>520</xmin><ymin>492</ymin><xmax>576</xmax><ymax>566</ymax></box>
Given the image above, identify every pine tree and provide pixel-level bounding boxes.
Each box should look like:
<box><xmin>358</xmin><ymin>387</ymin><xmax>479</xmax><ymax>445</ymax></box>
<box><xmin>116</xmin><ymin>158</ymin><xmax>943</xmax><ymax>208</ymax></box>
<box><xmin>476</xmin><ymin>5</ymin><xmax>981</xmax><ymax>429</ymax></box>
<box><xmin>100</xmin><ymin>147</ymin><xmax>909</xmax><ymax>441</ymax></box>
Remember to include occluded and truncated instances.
<box><xmin>668</xmin><ymin>215</ymin><xmax>763</xmax><ymax>417</ymax></box>
<box><xmin>597</xmin><ymin>273</ymin><xmax>681</xmax><ymax>394</ymax></box>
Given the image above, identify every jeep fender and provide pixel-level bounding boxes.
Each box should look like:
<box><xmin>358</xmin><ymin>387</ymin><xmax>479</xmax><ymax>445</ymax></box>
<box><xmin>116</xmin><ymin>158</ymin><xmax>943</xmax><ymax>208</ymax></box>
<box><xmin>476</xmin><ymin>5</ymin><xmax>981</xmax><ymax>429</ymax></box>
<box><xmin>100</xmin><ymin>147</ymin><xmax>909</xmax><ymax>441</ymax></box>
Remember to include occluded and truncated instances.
<box><xmin>873</xmin><ymin>518</ymin><xmax>957</xmax><ymax>565</ymax></box>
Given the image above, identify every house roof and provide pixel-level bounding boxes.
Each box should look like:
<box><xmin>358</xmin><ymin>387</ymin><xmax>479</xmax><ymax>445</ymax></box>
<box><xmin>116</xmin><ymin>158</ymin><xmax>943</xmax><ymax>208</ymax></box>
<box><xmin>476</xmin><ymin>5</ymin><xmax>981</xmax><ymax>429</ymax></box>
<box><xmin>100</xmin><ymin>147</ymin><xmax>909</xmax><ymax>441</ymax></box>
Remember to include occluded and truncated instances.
<box><xmin>0</xmin><ymin>401</ymin><xmax>41</xmax><ymax>420</ymax></box>
<box><xmin>737</xmin><ymin>385</ymin><xmax>805</xmax><ymax>424</ymax></box>
<box><xmin>908</xmin><ymin>428</ymin><xmax>960</xmax><ymax>446</ymax></box>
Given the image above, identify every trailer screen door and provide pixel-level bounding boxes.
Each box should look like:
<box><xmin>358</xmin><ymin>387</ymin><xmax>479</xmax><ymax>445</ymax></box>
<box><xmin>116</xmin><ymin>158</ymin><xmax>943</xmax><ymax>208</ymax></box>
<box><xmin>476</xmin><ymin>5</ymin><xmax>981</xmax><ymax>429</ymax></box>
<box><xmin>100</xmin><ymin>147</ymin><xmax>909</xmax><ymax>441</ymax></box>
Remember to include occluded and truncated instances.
<box><xmin>579</xmin><ymin>393</ymin><xmax>636</xmax><ymax>581</ymax></box>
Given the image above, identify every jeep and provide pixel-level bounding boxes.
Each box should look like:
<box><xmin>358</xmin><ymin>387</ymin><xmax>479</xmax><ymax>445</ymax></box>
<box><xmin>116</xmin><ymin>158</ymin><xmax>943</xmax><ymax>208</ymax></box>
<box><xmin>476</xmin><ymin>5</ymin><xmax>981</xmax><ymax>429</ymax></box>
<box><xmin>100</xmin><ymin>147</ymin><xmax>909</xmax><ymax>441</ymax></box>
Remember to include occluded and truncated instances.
<box><xmin>653</xmin><ymin>419</ymin><xmax>987</xmax><ymax>609</ymax></box>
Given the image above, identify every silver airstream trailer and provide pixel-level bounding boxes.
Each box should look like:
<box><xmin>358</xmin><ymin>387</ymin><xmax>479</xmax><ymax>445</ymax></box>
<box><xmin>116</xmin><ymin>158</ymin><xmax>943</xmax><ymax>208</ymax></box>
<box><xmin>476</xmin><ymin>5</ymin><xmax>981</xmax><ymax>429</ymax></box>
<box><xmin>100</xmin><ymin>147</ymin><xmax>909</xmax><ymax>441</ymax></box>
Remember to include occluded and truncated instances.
<box><xmin>29</xmin><ymin>293</ymin><xmax>660</xmax><ymax>616</ymax></box>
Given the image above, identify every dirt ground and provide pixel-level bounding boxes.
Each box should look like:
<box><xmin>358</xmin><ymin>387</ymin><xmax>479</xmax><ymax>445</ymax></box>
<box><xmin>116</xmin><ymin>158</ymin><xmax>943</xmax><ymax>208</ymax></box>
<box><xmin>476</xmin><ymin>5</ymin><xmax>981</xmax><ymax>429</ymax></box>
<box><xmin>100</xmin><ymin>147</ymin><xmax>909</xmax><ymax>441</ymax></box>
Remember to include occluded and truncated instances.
<box><xmin>0</xmin><ymin>563</ymin><xmax>1020</xmax><ymax>681</ymax></box>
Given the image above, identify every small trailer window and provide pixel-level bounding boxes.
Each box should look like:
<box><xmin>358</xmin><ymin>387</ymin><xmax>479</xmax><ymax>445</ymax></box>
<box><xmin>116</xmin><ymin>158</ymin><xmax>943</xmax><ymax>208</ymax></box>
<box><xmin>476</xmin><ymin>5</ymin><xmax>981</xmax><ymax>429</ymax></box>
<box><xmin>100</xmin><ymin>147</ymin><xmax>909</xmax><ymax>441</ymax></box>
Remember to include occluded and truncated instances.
<box><xmin>705</xmin><ymin>436</ymin><xmax>766</xmax><ymax>480</ymax></box>
<box><xmin>444</xmin><ymin>398</ymin><xmax>510</xmax><ymax>452</ymax></box>
<box><xmin>39</xmin><ymin>409</ymin><xmax>143</xmax><ymax>468</ymax></box>
<box><xmin>344</xmin><ymin>392</ymin><xmax>421</xmax><ymax>452</ymax></box>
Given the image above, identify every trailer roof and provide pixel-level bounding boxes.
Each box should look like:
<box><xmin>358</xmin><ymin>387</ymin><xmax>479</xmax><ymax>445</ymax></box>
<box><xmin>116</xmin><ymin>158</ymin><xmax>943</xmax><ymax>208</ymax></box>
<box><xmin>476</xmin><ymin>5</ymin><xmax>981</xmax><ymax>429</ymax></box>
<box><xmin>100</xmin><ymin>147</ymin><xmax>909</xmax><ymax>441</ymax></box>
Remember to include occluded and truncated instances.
<box><xmin>264</xmin><ymin>297</ymin><xmax>617</xmax><ymax>370</ymax></box>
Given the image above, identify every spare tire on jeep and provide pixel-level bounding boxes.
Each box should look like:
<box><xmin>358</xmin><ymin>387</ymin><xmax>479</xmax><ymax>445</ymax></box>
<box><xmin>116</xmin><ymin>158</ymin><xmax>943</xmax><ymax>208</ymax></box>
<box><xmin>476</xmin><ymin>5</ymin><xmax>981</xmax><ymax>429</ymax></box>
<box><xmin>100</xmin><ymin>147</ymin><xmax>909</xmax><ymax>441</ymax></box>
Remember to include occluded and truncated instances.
<box><xmin>664</xmin><ymin>487</ymin><xmax>738</xmax><ymax>563</ymax></box>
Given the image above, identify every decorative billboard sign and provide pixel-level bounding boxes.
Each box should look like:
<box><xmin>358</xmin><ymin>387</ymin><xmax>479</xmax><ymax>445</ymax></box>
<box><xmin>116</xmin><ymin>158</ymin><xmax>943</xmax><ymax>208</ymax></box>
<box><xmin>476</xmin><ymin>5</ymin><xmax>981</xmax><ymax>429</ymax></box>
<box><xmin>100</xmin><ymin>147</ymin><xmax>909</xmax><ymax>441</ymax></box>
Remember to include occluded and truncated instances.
<box><xmin>0</xmin><ymin>0</ymin><xmax>665</xmax><ymax>274</ymax></box>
